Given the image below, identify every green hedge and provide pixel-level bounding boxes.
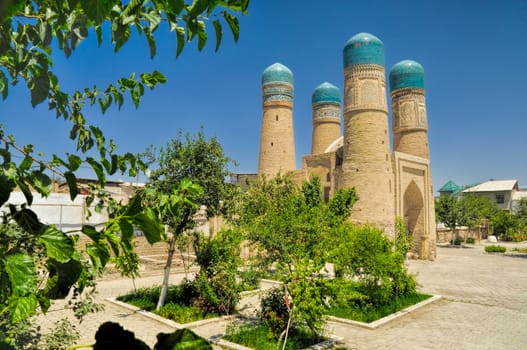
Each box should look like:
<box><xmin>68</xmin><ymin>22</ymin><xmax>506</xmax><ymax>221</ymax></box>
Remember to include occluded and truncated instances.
<box><xmin>484</xmin><ymin>245</ymin><xmax>506</xmax><ymax>253</ymax></box>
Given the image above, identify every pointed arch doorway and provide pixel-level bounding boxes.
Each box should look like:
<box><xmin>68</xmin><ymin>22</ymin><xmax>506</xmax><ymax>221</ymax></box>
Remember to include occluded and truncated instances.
<box><xmin>403</xmin><ymin>180</ymin><xmax>426</xmax><ymax>257</ymax></box>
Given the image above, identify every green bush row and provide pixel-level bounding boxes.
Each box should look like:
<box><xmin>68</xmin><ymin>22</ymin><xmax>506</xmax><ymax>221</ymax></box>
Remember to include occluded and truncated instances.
<box><xmin>485</xmin><ymin>245</ymin><xmax>506</xmax><ymax>253</ymax></box>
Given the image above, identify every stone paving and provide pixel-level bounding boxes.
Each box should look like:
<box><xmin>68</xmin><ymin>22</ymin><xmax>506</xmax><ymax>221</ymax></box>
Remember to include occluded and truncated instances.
<box><xmin>37</xmin><ymin>242</ymin><xmax>527</xmax><ymax>349</ymax></box>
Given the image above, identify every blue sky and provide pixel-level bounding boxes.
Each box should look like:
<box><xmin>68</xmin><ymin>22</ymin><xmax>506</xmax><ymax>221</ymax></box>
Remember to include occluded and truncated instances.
<box><xmin>3</xmin><ymin>0</ymin><xmax>527</xmax><ymax>193</ymax></box>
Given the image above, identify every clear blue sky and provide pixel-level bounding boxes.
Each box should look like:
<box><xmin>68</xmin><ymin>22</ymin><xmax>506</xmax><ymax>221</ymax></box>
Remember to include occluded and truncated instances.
<box><xmin>3</xmin><ymin>0</ymin><xmax>527</xmax><ymax>193</ymax></box>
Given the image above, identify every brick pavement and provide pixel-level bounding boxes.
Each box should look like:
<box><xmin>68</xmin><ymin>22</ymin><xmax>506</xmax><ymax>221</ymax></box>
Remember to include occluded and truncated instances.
<box><xmin>37</xmin><ymin>242</ymin><xmax>527</xmax><ymax>349</ymax></box>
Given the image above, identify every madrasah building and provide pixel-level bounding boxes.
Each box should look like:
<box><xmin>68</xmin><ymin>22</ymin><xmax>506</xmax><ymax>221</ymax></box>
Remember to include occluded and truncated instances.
<box><xmin>254</xmin><ymin>32</ymin><xmax>436</xmax><ymax>260</ymax></box>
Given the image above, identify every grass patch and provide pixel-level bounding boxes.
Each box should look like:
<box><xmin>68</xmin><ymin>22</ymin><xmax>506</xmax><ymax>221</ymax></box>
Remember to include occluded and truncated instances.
<box><xmin>485</xmin><ymin>245</ymin><xmax>506</xmax><ymax>253</ymax></box>
<box><xmin>328</xmin><ymin>292</ymin><xmax>431</xmax><ymax>323</ymax></box>
<box><xmin>512</xmin><ymin>247</ymin><xmax>527</xmax><ymax>253</ymax></box>
<box><xmin>224</xmin><ymin>322</ymin><xmax>324</xmax><ymax>350</ymax></box>
<box><xmin>117</xmin><ymin>283</ymin><xmax>219</xmax><ymax>323</ymax></box>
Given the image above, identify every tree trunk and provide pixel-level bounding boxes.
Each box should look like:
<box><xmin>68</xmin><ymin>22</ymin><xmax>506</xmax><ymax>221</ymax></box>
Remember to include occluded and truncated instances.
<box><xmin>157</xmin><ymin>233</ymin><xmax>177</xmax><ymax>310</ymax></box>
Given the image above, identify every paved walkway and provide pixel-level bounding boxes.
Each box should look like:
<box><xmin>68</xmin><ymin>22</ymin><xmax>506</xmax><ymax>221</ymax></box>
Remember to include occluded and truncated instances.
<box><xmin>38</xmin><ymin>242</ymin><xmax>527</xmax><ymax>349</ymax></box>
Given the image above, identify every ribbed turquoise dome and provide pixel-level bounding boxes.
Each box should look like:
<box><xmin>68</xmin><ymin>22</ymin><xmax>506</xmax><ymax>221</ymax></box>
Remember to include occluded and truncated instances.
<box><xmin>389</xmin><ymin>60</ymin><xmax>425</xmax><ymax>91</ymax></box>
<box><xmin>262</xmin><ymin>62</ymin><xmax>293</xmax><ymax>85</ymax></box>
<box><xmin>343</xmin><ymin>32</ymin><xmax>384</xmax><ymax>68</ymax></box>
<box><xmin>312</xmin><ymin>82</ymin><xmax>341</xmax><ymax>104</ymax></box>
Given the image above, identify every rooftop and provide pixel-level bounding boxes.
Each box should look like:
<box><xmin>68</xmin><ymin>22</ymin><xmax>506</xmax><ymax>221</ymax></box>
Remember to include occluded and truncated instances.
<box><xmin>463</xmin><ymin>179</ymin><xmax>519</xmax><ymax>193</ymax></box>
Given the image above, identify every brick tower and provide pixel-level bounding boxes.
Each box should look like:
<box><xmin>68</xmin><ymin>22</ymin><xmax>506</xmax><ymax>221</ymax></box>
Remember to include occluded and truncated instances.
<box><xmin>389</xmin><ymin>60</ymin><xmax>430</xmax><ymax>159</ymax></box>
<box><xmin>390</xmin><ymin>59</ymin><xmax>436</xmax><ymax>259</ymax></box>
<box><xmin>311</xmin><ymin>82</ymin><xmax>341</xmax><ymax>155</ymax></box>
<box><xmin>340</xmin><ymin>33</ymin><xmax>394</xmax><ymax>235</ymax></box>
<box><xmin>258</xmin><ymin>62</ymin><xmax>296</xmax><ymax>176</ymax></box>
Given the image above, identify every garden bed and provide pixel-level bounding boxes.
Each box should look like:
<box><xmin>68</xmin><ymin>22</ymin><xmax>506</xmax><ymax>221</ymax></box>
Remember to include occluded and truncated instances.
<box><xmin>327</xmin><ymin>294</ymin><xmax>441</xmax><ymax>329</ymax></box>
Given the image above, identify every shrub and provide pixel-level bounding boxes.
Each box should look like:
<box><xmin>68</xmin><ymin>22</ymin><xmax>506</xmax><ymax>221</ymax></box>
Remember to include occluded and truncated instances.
<box><xmin>193</xmin><ymin>229</ymin><xmax>242</xmax><ymax>315</ymax></box>
<box><xmin>485</xmin><ymin>245</ymin><xmax>506</xmax><ymax>253</ymax></box>
<box><xmin>450</xmin><ymin>235</ymin><xmax>463</xmax><ymax>245</ymax></box>
<box><xmin>259</xmin><ymin>287</ymin><xmax>290</xmax><ymax>339</ymax></box>
<box><xmin>466</xmin><ymin>237</ymin><xmax>476</xmax><ymax>244</ymax></box>
<box><xmin>239</xmin><ymin>268</ymin><xmax>261</xmax><ymax>291</ymax></box>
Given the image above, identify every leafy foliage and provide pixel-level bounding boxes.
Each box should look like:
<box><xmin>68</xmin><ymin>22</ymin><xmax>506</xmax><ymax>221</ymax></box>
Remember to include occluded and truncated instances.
<box><xmin>234</xmin><ymin>175</ymin><xmax>357</xmax><ymax>335</ymax></box>
<box><xmin>42</xmin><ymin>319</ymin><xmax>80</xmax><ymax>350</ymax></box>
<box><xmin>141</xmin><ymin>129</ymin><xmax>235</xmax><ymax>309</ymax></box>
<box><xmin>0</xmin><ymin>1</ymin><xmax>249</xmax><ymax>345</ymax></box>
<box><xmin>329</xmin><ymin>224</ymin><xmax>417</xmax><ymax>306</ymax></box>
<box><xmin>484</xmin><ymin>245</ymin><xmax>506</xmax><ymax>253</ymax></box>
<box><xmin>259</xmin><ymin>287</ymin><xmax>290</xmax><ymax>339</ymax></box>
<box><xmin>192</xmin><ymin>229</ymin><xmax>242</xmax><ymax>315</ymax></box>
<box><xmin>435</xmin><ymin>195</ymin><xmax>463</xmax><ymax>241</ymax></box>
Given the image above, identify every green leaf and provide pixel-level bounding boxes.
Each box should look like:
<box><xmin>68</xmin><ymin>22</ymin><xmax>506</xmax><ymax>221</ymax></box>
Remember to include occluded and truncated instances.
<box><xmin>86</xmin><ymin>157</ymin><xmax>106</xmax><ymax>185</ymax></box>
<box><xmin>14</xmin><ymin>178</ymin><xmax>33</xmax><ymax>206</ymax></box>
<box><xmin>8</xmin><ymin>295</ymin><xmax>38</xmax><ymax>323</ymax></box>
<box><xmin>64</xmin><ymin>171</ymin><xmax>78</xmax><ymax>200</ymax></box>
<box><xmin>188</xmin><ymin>0</ymin><xmax>209</xmax><ymax>17</ymax></box>
<box><xmin>44</xmin><ymin>258</ymin><xmax>84</xmax><ymax>299</ymax></box>
<box><xmin>39</xmin><ymin>226</ymin><xmax>74</xmax><ymax>263</ymax></box>
<box><xmin>82</xmin><ymin>225</ymin><xmax>102</xmax><ymax>241</ymax></box>
<box><xmin>0</xmin><ymin>173</ymin><xmax>15</xmax><ymax>207</ymax></box>
<box><xmin>103</xmin><ymin>223</ymin><xmax>121</xmax><ymax>256</ymax></box>
<box><xmin>68</xmin><ymin>154</ymin><xmax>83</xmax><ymax>171</ymax></box>
<box><xmin>0</xmin><ymin>70</ymin><xmax>8</xmax><ymax>100</ymax></box>
<box><xmin>223</xmin><ymin>12</ymin><xmax>240</xmax><ymax>42</ymax></box>
<box><xmin>212</xmin><ymin>19</ymin><xmax>222</xmax><ymax>52</ymax></box>
<box><xmin>11</xmin><ymin>207</ymin><xmax>43</xmax><ymax>234</ymax></box>
<box><xmin>86</xmin><ymin>243</ymin><xmax>110</xmax><ymax>270</ymax></box>
<box><xmin>145</xmin><ymin>28</ymin><xmax>156</xmax><ymax>59</ymax></box>
<box><xmin>82</xmin><ymin>0</ymin><xmax>111</xmax><ymax>24</ymax></box>
<box><xmin>143</xmin><ymin>10</ymin><xmax>162</xmax><ymax>31</ymax></box>
<box><xmin>197</xmin><ymin>20</ymin><xmax>207</xmax><ymax>51</ymax></box>
<box><xmin>133</xmin><ymin>210</ymin><xmax>163</xmax><ymax>244</ymax></box>
<box><xmin>5</xmin><ymin>254</ymin><xmax>36</xmax><ymax>295</ymax></box>
<box><xmin>166</xmin><ymin>0</ymin><xmax>185</xmax><ymax>14</ymax></box>
<box><xmin>36</xmin><ymin>290</ymin><xmax>51</xmax><ymax>313</ymax></box>
<box><xmin>176</xmin><ymin>26</ymin><xmax>185</xmax><ymax>57</ymax></box>
<box><xmin>29</xmin><ymin>72</ymin><xmax>50</xmax><ymax>107</ymax></box>
<box><xmin>119</xmin><ymin>217</ymin><xmax>134</xmax><ymax>241</ymax></box>
<box><xmin>29</xmin><ymin>171</ymin><xmax>52</xmax><ymax>196</ymax></box>
<box><xmin>19</xmin><ymin>156</ymin><xmax>33</xmax><ymax>171</ymax></box>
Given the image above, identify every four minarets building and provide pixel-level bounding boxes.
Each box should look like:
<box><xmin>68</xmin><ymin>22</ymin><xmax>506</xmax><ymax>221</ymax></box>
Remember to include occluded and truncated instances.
<box><xmin>257</xmin><ymin>32</ymin><xmax>436</xmax><ymax>260</ymax></box>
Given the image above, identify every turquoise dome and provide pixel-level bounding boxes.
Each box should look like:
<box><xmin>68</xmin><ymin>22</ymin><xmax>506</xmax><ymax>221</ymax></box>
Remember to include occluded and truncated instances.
<box><xmin>312</xmin><ymin>82</ymin><xmax>341</xmax><ymax>104</ymax></box>
<box><xmin>343</xmin><ymin>32</ymin><xmax>384</xmax><ymax>68</ymax></box>
<box><xmin>389</xmin><ymin>60</ymin><xmax>425</xmax><ymax>91</ymax></box>
<box><xmin>262</xmin><ymin>62</ymin><xmax>293</xmax><ymax>85</ymax></box>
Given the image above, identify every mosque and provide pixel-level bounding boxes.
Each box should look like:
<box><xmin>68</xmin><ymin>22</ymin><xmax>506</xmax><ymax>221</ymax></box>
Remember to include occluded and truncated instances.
<box><xmin>257</xmin><ymin>32</ymin><xmax>436</xmax><ymax>260</ymax></box>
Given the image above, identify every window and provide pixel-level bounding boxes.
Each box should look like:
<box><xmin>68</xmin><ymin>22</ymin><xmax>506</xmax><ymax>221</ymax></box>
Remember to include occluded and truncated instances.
<box><xmin>495</xmin><ymin>194</ymin><xmax>505</xmax><ymax>204</ymax></box>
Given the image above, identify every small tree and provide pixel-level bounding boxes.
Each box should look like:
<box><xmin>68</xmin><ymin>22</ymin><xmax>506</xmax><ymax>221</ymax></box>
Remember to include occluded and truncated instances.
<box><xmin>234</xmin><ymin>175</ymin><xmax>357</xmax><ymax>337</ymax></box>
<box><xmin>458</xmin><ymin>194</ymin><xmax>498</xmax><ymax>241</ymax></box>
<box><xmin>491</xmin><ymin>210</ymin><xmax>517</xmax><ymax>239</ymax></box>
<box><xmin>435</xmin><ymin>195</ymin><xmax>463</xmax><ymax>244</ymax></box>
<box><xmin>143</xmin><ymin>130</ymin><xmax>235</xmax><ymax>309</ymax></box>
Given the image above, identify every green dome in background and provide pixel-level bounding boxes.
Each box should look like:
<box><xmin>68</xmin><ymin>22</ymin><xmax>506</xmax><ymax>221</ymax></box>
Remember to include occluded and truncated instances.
<box><xmin>389</xmin><ymin>60</ymin><xmax>425</xmax><ymax>91</ymax></box>
<box><xmin>262</xmin><ymin>62</ymin><xmax>293</xmax><ymax>85</ymax></box>
<box><xmin>343</xmin><ymin>32</ymin><xmax>384</xmax><ymax>68</ymax></box>
<box><xmin>312</xmin><ymin>82</ymin><xmax>341</xmax><ymax>105</ymax></box>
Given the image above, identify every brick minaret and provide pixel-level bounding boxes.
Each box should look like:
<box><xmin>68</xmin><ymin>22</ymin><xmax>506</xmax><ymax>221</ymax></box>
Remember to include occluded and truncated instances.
<box><xmin>311</xmin><ymin>82</ymin><xmax>341</xmax><ymax>155</ymax></box>
<box><xmin>258</xmin><ymin>62</ymin><xmax>296</xmax><ymax>176</ymax></box>
<box><xmin>340</xmin><ymin>33</ymin><xmax>394</xmax><ymax>235</ymax></box>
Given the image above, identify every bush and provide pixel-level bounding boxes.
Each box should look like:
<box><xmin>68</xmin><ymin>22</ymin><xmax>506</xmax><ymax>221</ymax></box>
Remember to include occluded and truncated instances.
<box><xmin>239</xmin><ymin>268</ymin><xmax>261</xmax><ymax>291</ymax></box>
<box><xmin>485</xmin><ymin>245</ymin><xmax>506</xmax><ymax>253</ymax></box>
<box><xmin>466</xmin><ymin>237</ymin><xmax>476</xmax><ymax>244</ymax></box>
<box><xmin>450</xmin><ymin>235</ymin><xmax>463</xmax><ymax>245</ymax></box>
<box><xmin>259</xmin><ymin>287</ymin><xmax>290</xmax><ymax>339</ymax></box>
